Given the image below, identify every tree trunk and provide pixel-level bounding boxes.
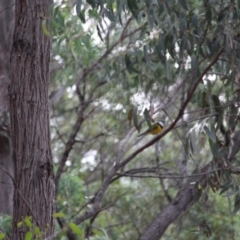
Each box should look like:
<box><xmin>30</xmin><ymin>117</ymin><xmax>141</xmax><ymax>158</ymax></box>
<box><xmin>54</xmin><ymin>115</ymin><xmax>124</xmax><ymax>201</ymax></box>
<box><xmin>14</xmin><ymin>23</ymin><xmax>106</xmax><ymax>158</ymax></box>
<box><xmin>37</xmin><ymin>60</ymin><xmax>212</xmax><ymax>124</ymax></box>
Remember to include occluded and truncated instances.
<box><xmin>0</xmin><ymin>0</ymin><xmax>14</xmax><ymax>215</ymax></box>
<box><xmin>0</xmin><ymin>134</ymin><xmax>13</xmax><ymax>215</ymax></box>
<box><xmin>9</xmin><ymin>0</ymin><xmax>55</xmax><ymax>239</ymax></box>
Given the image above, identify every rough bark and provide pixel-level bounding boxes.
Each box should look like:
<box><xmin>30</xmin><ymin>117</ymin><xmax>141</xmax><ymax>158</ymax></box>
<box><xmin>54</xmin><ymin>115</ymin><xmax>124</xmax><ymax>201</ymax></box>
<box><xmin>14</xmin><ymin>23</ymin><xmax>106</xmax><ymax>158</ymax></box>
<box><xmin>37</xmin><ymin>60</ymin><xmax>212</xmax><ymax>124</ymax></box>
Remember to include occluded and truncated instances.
<box><xmin>0</xmin><ymin>134</ymin><xmax>13</xmax><ymax>215</ymax></box>
<box><xmin>9</xmin><ymin>0</ymin><xmax>55</xmax><ymax>239</ymax></box>
<box><xmin>0</xmin><ymin>0</ymin><xmax>14</xmax><ymax>215</ymax></box>
<box><xmin>139</xmin><ymin>131</ymin><xmax>240</xmax><ymax>240</ymax></box>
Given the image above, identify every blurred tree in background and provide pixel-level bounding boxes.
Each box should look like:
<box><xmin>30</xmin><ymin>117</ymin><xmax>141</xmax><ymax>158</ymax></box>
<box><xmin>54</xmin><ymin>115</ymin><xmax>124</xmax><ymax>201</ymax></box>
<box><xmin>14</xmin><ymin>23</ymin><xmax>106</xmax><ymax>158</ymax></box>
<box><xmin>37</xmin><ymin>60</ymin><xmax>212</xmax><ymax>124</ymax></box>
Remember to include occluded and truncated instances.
<box><xmin>1</xmin><ymin>0</ymin><xmax>240</xmax><ymax>239</ymax></box>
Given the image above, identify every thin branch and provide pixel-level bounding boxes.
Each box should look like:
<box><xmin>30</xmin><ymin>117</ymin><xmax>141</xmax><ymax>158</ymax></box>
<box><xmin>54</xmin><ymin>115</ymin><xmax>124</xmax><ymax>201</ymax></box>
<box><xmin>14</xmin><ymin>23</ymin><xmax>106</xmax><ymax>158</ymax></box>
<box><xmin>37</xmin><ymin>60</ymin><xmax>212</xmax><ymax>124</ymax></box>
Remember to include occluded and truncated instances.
<box><xmin>0</xmin><ymin>2</ymin><xmax>14</xmax><ymax>14</ymax></box>
<box><xmin>115</xmin><ymin>167</ymin><xmax>223</xmax><ymax>179</ymax></box>
<box><xmin>54</xmin><ymin>107</ymin><xmax>85</xmax><ymax>191</ymax></box>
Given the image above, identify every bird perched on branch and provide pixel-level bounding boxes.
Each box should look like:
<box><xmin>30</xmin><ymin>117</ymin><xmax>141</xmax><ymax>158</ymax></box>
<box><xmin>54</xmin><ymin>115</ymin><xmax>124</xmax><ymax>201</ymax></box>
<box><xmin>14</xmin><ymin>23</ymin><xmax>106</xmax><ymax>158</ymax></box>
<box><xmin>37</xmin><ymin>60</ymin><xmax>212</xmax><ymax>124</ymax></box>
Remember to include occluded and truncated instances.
<box><xmin>138</xmin><ymin>120</ymin><xmax>165</xmax><ymax>137</ymax></box>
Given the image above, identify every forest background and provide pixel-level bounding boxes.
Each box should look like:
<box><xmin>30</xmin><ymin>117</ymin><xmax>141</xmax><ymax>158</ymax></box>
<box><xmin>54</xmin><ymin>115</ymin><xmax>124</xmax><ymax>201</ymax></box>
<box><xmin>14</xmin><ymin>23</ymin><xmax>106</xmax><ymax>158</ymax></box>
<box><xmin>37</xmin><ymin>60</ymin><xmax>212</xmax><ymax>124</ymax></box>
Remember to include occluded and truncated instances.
<box><xmin>1</xmin><ymin>0</ymin><xmax>240</xmax><ymax>239</ymax></box>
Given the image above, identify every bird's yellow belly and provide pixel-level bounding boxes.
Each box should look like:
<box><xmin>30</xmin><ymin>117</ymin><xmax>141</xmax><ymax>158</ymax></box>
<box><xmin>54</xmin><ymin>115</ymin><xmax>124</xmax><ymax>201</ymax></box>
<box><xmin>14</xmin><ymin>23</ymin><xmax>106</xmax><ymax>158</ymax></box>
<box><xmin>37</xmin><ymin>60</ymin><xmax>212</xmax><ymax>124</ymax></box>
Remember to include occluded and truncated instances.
<box><xmin>151</xmin><ymin>126</ymin><xmax>162</xmax><ymax>135</ymax></box>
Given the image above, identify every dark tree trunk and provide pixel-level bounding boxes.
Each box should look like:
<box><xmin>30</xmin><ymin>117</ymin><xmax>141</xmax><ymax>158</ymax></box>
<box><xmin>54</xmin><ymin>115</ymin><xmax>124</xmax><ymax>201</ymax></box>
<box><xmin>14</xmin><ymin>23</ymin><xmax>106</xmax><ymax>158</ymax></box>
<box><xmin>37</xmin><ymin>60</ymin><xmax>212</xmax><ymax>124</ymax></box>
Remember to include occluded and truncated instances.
<box><xmin>0</xmin><ymin>135</ymin><xmax>13</xmax><ymax>215</ymax></box>
<box><xmin>9</xmin><ymin>0</ymin><xmax>55</xmax><ymax>239</ymax></box>
<box><xmin>0</xmin><ymin>0</ymin><xmax>14</xmax><ymax>215</ymax></box>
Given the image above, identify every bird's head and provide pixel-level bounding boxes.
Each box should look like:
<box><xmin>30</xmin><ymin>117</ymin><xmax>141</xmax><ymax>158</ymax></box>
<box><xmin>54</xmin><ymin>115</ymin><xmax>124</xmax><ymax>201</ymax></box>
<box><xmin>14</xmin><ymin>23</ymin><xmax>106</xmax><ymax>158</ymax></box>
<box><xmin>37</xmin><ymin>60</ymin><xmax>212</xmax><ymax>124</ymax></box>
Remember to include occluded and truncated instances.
<box><xmin>158</xmin><ymin>120</ymin><xmax>165</xmax><ymax>128</ymax></box>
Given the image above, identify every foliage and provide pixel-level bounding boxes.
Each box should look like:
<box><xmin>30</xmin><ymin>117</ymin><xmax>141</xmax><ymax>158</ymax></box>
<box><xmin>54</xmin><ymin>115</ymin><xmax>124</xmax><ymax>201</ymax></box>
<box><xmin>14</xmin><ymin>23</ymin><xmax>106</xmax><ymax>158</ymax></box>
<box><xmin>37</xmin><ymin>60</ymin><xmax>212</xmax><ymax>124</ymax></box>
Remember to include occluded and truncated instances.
<box><xmin>44</xmin><ymin>0</ymin><xmax>240</xmax><ymax>239</ymax></box>
<box><xmin>0</xmin><ymin>215</ymin><xmax>12</xmax><ymax>238</ymax></box>
<box><xmin>57</xmin><ymin>175</ymin><xmax>85</xmax><ymax>216</ymax></box>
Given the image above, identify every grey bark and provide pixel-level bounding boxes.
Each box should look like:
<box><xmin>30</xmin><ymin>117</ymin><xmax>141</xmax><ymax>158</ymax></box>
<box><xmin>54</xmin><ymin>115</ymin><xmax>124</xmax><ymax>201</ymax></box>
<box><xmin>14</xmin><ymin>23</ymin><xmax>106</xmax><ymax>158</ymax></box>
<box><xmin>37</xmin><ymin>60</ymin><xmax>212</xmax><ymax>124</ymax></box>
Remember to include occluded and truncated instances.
<box><xmin>9</xmin><ymin>0</ymin><xmax>55</xmax><ymax>239</ymax></box>
<box><xmin>0</xmin><ymin>0</ymin><xmax>14</xmax><ymax>215</ymax></box>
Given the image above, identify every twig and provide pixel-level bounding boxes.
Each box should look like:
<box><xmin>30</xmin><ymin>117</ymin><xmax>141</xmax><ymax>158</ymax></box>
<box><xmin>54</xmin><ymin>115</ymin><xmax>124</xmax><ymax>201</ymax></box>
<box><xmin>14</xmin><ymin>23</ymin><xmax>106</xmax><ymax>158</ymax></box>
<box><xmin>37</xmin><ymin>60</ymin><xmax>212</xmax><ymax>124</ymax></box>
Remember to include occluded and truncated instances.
<box><xmin>0</xmin><ymin>3</ymin><xmax>14</xmax><ymax>14</ymax></box>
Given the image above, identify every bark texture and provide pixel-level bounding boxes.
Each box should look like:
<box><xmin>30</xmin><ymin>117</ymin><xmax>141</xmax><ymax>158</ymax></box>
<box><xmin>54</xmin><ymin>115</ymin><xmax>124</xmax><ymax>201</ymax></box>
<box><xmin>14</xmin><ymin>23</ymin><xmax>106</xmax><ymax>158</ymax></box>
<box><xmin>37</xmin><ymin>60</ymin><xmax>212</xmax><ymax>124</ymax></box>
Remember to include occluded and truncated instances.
<box><xmin>0</xmin><ymin>134</ymin><xmax>13</xmax><ymax>215</ymax></box>
<box><xmin>9</xmin><ymin>0</ymin><xmax>55</xmax><ymax>239</ymax></box>
<box><xmin>0</xmin><ymin>0</ymin><xmax>14</xmax><ymax>215</ymax></box>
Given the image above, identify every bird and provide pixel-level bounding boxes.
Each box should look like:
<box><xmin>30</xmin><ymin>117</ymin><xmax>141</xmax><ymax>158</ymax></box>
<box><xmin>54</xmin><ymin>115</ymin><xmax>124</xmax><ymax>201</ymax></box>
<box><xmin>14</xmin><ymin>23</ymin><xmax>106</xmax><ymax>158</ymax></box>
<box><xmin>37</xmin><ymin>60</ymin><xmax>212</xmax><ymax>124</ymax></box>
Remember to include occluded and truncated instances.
<box><xmin>138</xmin><ymin>120</ymin><xmax>165</xmax><ymax>137</ymax></box>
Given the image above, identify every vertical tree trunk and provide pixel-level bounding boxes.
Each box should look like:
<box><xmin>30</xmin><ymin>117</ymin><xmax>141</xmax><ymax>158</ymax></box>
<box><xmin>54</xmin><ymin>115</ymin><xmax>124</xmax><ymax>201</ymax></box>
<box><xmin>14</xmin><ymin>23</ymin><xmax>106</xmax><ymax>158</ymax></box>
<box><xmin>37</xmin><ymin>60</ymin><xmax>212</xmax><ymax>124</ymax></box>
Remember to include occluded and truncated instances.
<box><xmin>0</xmin><ymin>0</ymin><xmax>14</xmax><ymax>215</ymax></box>
<box><xmin>9</xmin><ymin>0</ymin><xmax>55</xmax><ymax>239</ymax></box>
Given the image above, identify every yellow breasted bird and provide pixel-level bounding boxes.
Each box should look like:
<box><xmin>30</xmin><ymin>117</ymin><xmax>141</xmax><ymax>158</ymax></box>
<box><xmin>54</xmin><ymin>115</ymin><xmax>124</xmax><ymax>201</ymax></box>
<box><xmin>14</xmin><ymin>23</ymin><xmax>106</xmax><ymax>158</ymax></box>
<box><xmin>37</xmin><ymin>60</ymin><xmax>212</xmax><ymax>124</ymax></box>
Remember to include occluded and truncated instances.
<box><xmin>138</xmin><ymin>120</ymin><xmax>165</xmax><ymax>137</ymax></box>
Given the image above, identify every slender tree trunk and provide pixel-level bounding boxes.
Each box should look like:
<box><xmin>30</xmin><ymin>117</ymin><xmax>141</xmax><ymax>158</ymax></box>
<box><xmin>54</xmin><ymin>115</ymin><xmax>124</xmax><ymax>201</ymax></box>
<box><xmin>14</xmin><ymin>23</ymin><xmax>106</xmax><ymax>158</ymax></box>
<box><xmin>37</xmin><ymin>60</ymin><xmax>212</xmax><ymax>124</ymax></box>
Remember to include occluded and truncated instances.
<box><xmin>0</xmin><ymin>0</ymin><xmax>14</xmax><ymax>215</ymax></box>
<box><xmin>9</xmin><ymin>0</ymin><xmax>55</xmax><ymax>239</ymax></box>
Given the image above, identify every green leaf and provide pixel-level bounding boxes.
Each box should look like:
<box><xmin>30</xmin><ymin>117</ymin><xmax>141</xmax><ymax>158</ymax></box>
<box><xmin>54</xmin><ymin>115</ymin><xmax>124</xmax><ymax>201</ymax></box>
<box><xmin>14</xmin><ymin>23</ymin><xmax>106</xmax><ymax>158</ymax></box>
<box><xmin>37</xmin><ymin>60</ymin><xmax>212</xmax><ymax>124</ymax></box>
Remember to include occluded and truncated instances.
<box><xmin>229</xmin><ymin>103</ymin><xmax>238</xmax><ymax>131</ymax></box>
<box><xmin>191</xmin><ymin>14</ymin><xmax>198</xmax><ymax>35</ymax></box>
<box><xmin>88</xmin><ymin>9</ymin><xmax>99</xmax><ymax>19</ymax></box>
<box><xmin>224</xmin><ymin>188</ymin><xmax>236</xmax><ymax>198</ymax></box>
<box><xmin>210</xmin><ymin>39</ymin><xmax>221</xmax><ymax>60</ymax></box>
<box><xmin>117</xmin><ymin>0</ymin><xmax>124</xmax><ymax>25</ymax></box>
<box><xmin>42</xmin><ymin>20</ymin><xmax>51</xmax><ymax>36</ymax></box>
<box><xmin>178</xmin><ymin>0</ymin><xmax>188</xmax><ymax>10</ymax></box>
<box><xmin>0</xmin><ymin>233</ymin><xmax>5</xmax><ymax>240</ymax></box>
<box><xmin>77</xmin><ymin>6</ymin><xmax>86</xmax><ymax>23</ymax></box>
<box><xmin>93</xmin><ymin>229</ymin><xmax>104</xmax><ymax>236</ymax></box>
<box><xmin>127</xmin><ymin>0</ymin><xmax>139</xmax><ymax>19</ymax></box>
<box><xmin>155</xmin><ymin>39</ymin><xmax>166</xmax><ymax>62</ymax></box>
<box><xmin>208</xmin><ymin>138</ymin><xmax>218</xmax><ymax>156</ymax></box>
<box><xmin>143</xmin><ymin>108</ymin><xmax>152</xmax><ymax>127</ymax></box>
<box><xmin>24</xmin><ymin>217</ymin><xmax>32</xmax><ymax>228</ymax></box>
<box><xmin>145</xmin><ymin>80</ymin><xmax>153</xmax><ymax>94</ymax></box>
<box><xmin>217</xmin><ymin>147</ymin><xmax>229</xmax><ymax>158</ymax></box>
<box><xmin>82</xmin><ymin>35</ymin><xmax>91</xmax><ymax>48</ymax></box>
<box><xmin>165</xmin><ymin>34</ymin><xmax>175</xmax><ymax>59</ymax></box>
<box><xmin>139</xmin><ymin>23</ymin><xmax>147</xmax><ymax>40</ymax></box>
<box><xmin>17</xmin><ymin>221</ymin><xmax>23</xmax><ymax>228</ymax></box>
<box><xmin>125</xmin><ymin>54</ymin><xmax>132</xmax><ymax>71</ymax></box>
<box><xmin>76</xmin><ymin>0</ymin><xmax>82</xmax><ymax>15</ymax></box>
<box><xmin>133</xmin><ymin>107</ymin><xmax>140</xmax><ymax>132</ymax></box>
<box><xmin>166</xmin><ymin>61</ymin><xmax>172</xmax><ymax>80</ymax></box>
<box><xmin>125</xmin><ymin>54</ymin><xmax>139</xmax><ymax>74</ymax></box>
<box><xmin>206</xmin><ymin>8</ymin><xmax>212</xmax><ymax>25</ymax></box>
<box><xmin>127</xmin><ymin>107</ymin><xmax>133</xmax><ymax>126</ymax></box>
<box><xmin>143</xmin><ymin>45</ymin><xmax>151</xmax><ymax>66</ymax></box>
<box><xmin>87</xmin><ymin>0</ymin><xmax>96</xmax><ymax>9</ymax></box>
<box><xmin>68</xmin><ymin>222</ymin><xmax>83</xmax><ymax>236</ymax></box>
<box><xmin>57</xmin><ymin>12</ymin><xmax>64</xmax><ymax>27</ymax></box>
<box><xmin>189</xmin><ymin>130</ymin><xmax>197</xmax><ymax>154</ymax></box>
<box><xmin>24</xmin><ymin>231</ymin><xmax>33</xmax><ymax>240</ymax></box>
<box><xmin>219</xmin><ymin>181</ymin><xmax>233</xmax><ymax>195</ymax></box>
<box><xmin>179</xmin><ymin>36</ymin><xmax>187</xmax><ymax>59</ymax></box>
<box><xmin>204</xmin><ymin>125</ymin><xmax>216</xmax><ymax>142</ymax></box>
<box><xmin>70</xmin><ymin>39</ymin><xmax>82</xmax><ymax>60</ymax></box>
<box><xmin>191</xmin><ymin>55</ymin><xmax>198</xmax><ymax>78</ymax></box>
<box><xmin>53</xmin><ymin>212</ymin><xmax>65</xmax><ymax>218</ymax></box>
<box><xmin>211</xmin><ymin>94</ymin><xmax>224</xmax><ymax>131</ymax></box>
<box><xmin>232</xmin><ymin>193</ymin><xmax>240</xmax><ymax>215</ymax></box>
<box><xmin>103</xmin><ymin>8</ymin><xmax>115</xmax><ymax>22</ymax></box>
<box><xmin>179</xmin><ymin>14</ymin><xmax>186</xmax><ymax>39</ymax></box>
<box><xmin>34</xmin><ymin>226</ymin><xmax>41</xmax><ymax>236</ymax></box>
<box><xmin>97</xmin><ymin>25</ymin><xmax>104</xmax><ymax>42</ymax></box>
